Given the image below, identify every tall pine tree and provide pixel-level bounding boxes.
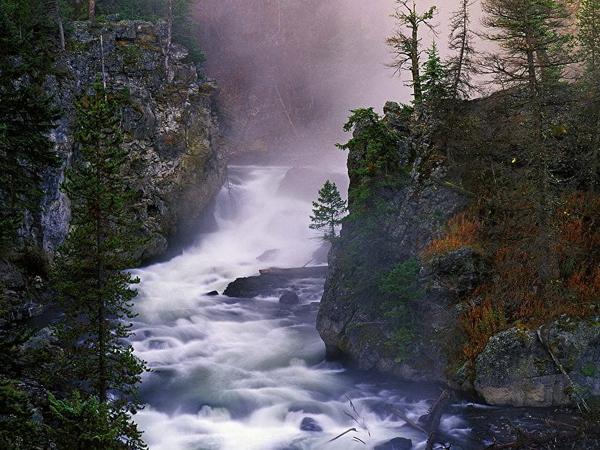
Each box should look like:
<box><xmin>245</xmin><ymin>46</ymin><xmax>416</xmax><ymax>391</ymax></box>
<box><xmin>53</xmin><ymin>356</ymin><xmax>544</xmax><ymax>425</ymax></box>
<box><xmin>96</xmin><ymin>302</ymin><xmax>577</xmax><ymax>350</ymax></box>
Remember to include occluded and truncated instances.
<box><xmin>53</xmin><ymin>82</ymin><xmax>146</xmax><ymax>449</ymax></box>
<box><xmin>386</xmin><ymin>1</ymin><xmax>437</xmax><ymax>102</ymax></box>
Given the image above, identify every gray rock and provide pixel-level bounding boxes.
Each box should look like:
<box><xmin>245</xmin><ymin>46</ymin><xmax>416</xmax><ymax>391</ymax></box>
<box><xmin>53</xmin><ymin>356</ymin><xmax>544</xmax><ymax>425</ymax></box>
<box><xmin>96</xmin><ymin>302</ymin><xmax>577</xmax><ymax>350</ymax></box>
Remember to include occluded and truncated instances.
<box><xmin>22</xmin><ymin>327</ymin><xmax>58</xmax><ymax>351</ymax></box>
<box><xmin>36</xmin><ymin>20</ymin><xmax>225</xmax><ymax>260</ymax></box>
<box><xmin>279</xmin><ymin>290</ymin><xmax>300</xmax><ymax>305</ymax></box>
<box><xmin>474</xmin><ymin>322</ymin><xmax>600</xmax><ymax>406</ymax></box>
<box><xmin>223</xmin><ymin>267</ymin><xmax>327</xmax><ymax>298</ymax></box>
<box><xmin>299</xmin><ymin>417</ymin><xmax>322</xmax><ymax>432</ymax></box>
<box><xmin>373</xmin><ymin>437</ymin><xmax>413</xmax><ymax>450</ymax></box>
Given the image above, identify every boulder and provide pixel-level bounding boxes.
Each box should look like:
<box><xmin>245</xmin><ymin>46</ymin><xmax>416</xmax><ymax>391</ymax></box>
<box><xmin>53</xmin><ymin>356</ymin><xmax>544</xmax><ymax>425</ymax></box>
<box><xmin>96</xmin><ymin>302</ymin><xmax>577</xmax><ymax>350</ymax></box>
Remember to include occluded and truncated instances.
<box><xmin>279</xmin><ymin>290</ymin><xmax>300</xmax><ymax>305</ymax></box>
<box><xmin>474</xmin><ymin>322</ymin><xmax>600</xmax><ymax>407</ymax></box>
<box><xmin>223</xmin><ymin>266</ymin><xmax>328</xmax><ymax>298</ymax></box>
<box><xmin>373</xmin><ymin>437</ymin><xmax>413</xmax><ymax>450</ymax></box>
<box><xmin>299</xmin><ymin>417</ymin><xmax>322</xmax><ymax>432</ymax></box>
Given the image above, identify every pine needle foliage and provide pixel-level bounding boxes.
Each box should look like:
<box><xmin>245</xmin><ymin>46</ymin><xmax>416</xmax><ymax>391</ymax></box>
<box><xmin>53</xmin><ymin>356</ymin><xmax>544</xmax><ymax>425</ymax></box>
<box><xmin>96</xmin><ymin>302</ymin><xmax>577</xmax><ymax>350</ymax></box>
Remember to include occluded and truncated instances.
<box><xmin>0</xmin><ymin>0</ymin><xmax>61</xmax><ymax>251</ymax></box>
<box><xmin>52</xmin><ymin>82</ymin><xmax>147</xmax><ymax>449</ymax></box>
<box><xmin>309</xmin><ymin>180</ymin><xmax>347</xmax><ymax>241</ymax></box>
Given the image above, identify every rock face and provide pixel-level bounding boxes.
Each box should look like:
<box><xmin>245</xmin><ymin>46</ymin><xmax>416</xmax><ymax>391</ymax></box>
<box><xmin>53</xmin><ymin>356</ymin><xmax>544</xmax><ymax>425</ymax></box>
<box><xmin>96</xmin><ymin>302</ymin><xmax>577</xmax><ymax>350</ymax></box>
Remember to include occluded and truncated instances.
<box><xmin>474</xmin><ymin>323</ymin><xmax>600</xmax><ymax>407</ymax></box>
<box><xmin>315</xmin><ymin>101</ymin><xmax>600</xmax><ymax>407</ymax></box>
<box><xmin>317</xmin><ymin>103</ymin><xmax>467</xmax><ymax>384</ymax></box>
<box><xmin>38</xmin><ymin>20</ymin><xmax>225</xmax><ymax>260</ymax></box>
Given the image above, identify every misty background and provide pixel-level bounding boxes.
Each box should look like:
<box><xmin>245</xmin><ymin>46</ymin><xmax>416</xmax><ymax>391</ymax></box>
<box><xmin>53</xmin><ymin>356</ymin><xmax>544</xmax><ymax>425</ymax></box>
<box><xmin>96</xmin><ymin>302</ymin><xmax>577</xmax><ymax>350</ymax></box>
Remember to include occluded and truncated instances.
<box><xmin>192</xmin><ymin>0</ymin><xmax>486</xmax><ymax>158</ymax></box>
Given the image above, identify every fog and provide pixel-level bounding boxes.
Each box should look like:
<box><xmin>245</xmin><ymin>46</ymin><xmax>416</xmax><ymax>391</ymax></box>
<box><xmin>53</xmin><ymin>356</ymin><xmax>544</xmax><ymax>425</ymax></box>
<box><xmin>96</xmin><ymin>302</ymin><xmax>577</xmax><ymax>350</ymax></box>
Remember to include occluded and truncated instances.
<box><xmin>192</xmin><ymin>0</ymin><xmax>485</xmax><ymax>158</ymax></box>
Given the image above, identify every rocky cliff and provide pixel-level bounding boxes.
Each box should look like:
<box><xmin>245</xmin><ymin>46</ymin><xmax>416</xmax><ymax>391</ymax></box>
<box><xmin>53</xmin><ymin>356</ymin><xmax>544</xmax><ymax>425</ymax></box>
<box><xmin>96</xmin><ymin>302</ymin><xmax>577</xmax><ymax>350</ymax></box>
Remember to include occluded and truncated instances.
<box><xmin>2</xmin><ymin>20</ymin><xmax>225</xmax><ymax>319</ymax></box>
<box><xmin>317</xmin><ymin>99</ymin><xmax>600</xmax><ymax>407</ymax></box>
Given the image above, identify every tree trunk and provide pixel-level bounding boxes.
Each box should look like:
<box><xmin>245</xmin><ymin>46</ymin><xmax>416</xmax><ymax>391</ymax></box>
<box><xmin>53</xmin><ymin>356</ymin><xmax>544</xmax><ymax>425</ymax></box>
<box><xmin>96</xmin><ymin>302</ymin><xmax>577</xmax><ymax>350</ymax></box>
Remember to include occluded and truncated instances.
<box><xmin>410</xmin><ymin>24</ymin><xmax>422</xmax><ymax>101</ymax></box>
<box><xmin>89</xmin><ymin>0</ymin><xmax>95</xmax><ymax>21</ymax></box>
<box><xmin>55</xmin><ymin>0</ymin><xmax>65</xmax><ymax>51</ymax></box>
<box><xmin>165</xmin><ymin>0</ymin><xmax>173</xmax><ymax>76</ymax></box>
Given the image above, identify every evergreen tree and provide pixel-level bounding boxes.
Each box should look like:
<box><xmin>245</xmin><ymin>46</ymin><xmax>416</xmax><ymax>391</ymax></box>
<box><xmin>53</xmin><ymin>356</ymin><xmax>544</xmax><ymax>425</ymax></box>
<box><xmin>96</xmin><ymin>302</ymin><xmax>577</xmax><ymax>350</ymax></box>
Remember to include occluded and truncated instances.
<box><xmin>386</xmin><ymin>1</ymin><xmax>437</xmax><ymax>102</ymax></box>
<box><xmin>481</xmin><ymin>0</ymin><xmax>572</xmax><ymax>95</ymax></box>
<box><xmin>53</xmin><ymin>82</ymin><xmax>146</xmax><ymax>449</ymax></box>
<box><xmin>479</xmin><ymin>0</ymin><xmax>576</xmax><ymax>300</ymax></box>
<box><xmin>309</xmin><ymin>180</ymin><xmax>347</xmax><ymax>241</ymax></box>
<box><xmin>577</xmin><ymin>0</ymin><xmax>600</xmax><ymax>193</ymax></box>
<box><xmin>578</xmin><ymin>0</ymin><xmax>600</xmax><ymax>76</ymax></box>
<box><xmin>0</xmin><ymin>0</ymin><xmax>60</xmax><ymax>251</ymax></box>
<box><xmin>446</xmin><ymin>0</ymin><xmax>478</xmax><ymax>99</ymax></box>
<box><xmin>420</xmin><ymin>41</ymin><xmax>448</xmax><ymax>102</ymax></box>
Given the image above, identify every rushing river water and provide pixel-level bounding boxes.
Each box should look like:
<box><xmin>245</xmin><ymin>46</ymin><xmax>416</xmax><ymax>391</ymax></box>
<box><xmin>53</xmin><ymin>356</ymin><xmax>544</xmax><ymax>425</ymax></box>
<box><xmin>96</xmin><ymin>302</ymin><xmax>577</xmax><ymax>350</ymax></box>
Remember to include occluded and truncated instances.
<box><xmin>127</xmin><ymin>164</ymin><xmax>476</xmax><ymax>450</ymax></box>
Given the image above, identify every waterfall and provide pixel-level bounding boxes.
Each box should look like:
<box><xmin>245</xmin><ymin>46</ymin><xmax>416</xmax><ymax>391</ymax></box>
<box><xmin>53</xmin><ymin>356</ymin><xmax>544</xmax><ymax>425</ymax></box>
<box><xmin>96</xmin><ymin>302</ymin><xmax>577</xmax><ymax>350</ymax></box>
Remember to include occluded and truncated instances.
<box><xmin>128</xmin><ymin>165</ymin><xmax>471</xmax><ymax>450</ymax></box>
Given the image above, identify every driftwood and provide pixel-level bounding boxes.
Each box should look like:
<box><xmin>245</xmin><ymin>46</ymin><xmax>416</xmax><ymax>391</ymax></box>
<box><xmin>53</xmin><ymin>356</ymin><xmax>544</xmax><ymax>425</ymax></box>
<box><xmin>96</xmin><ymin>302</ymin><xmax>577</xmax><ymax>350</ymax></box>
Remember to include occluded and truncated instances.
<box><xmin>386</xmin><ymin>388</ymin><xmax>453</xmax><ymax>449</ymax></box>
<box><xmin>424</xmin><ymin>390</ymin><xmax>452</xmax><ymax>450</ymax></box>
<box><xmin>387</xmin><ymin>404</ymin><xmax>428</xmax><ymax>434</ymax></box>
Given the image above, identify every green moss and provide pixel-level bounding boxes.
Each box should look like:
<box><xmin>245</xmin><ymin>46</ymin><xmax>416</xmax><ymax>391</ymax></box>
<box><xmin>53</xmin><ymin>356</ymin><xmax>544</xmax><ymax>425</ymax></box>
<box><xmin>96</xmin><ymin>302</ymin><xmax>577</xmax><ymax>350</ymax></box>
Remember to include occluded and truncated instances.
<box><xmin>387</xmin><ymin>327</ymin><xmax>414</xmax><ymax>363</ymax></box>
<box><xmin>581</xmin><ymin>362</ymin><xmax>597</xmax><ymax>378</ymax></box>
<box><xmin>121</xmin><ymin>44</ymin><xmax>142</xmax><ymax>68</ymax></box>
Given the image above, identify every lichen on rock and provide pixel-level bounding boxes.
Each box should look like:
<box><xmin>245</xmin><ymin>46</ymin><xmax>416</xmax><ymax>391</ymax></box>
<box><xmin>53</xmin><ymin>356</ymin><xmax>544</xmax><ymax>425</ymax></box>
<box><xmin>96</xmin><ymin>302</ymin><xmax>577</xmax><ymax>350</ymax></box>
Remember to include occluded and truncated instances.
<box><xmin>39</xmin><ymin>20</ymin><xmax>225</xmax><ymax>261</ymax></box>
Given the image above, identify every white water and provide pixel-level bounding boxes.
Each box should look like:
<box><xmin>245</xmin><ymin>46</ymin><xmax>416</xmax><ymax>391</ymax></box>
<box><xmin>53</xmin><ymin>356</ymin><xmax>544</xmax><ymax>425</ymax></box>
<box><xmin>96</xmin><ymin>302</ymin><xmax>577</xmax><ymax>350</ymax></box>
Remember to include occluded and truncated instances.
<box><xmin>128</xmin><ymin>165</ymin><xmax>472</xmax><ymax>450</ymax></box>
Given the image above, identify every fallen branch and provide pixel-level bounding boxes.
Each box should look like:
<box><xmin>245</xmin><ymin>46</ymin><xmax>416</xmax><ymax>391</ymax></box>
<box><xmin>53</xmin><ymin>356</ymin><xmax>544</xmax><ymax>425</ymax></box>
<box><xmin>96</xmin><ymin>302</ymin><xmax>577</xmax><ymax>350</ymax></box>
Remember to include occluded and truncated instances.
<box><xmin>536</xmin><ymin>328</ymin><xmax>589</xmax><ymax>413</ymax></box>
<box><xmin>425</xmin><ymin>390</ymin><xmax>452</xmax><ymax>450</ymax></box>
<box><xmin>386</xmin><ymin>404</ymin><xmax>428</xmax><ymax>434</ymax></box>
<box><xmin>326</xmin><ymin>428</ymin><xmax>357</xmax><ymax>443</ymax></box>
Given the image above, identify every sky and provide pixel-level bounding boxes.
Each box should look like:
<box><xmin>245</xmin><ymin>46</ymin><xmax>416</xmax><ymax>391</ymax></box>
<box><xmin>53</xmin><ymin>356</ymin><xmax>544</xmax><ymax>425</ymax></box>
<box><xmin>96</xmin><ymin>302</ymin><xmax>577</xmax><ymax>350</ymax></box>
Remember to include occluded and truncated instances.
<box><xmin>193</xmin><ymin>0</ymin><xmax>490</xmax><ymax>152</ymax></box>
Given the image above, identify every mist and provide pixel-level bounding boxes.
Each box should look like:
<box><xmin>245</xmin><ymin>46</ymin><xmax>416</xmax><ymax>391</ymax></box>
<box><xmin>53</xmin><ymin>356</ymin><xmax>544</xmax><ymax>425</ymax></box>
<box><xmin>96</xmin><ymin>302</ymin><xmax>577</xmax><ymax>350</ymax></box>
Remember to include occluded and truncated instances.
<box><xmin>192</xmin><ymin>0</ymin><xmax>486</xmax><ymax>160</ymax></box>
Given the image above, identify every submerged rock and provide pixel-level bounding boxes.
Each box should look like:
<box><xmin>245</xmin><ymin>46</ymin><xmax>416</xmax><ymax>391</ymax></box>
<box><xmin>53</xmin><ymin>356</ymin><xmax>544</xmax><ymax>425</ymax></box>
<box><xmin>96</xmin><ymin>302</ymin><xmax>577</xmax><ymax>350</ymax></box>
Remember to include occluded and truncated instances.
<box><xmin>223</xmin><ymin>266</ymin><xmax>328</xmax><ymax>298</ymax></box>
<box><xmin>373</xmin><ymin>437</ymin><xmax>413</xmax><ymax>450</ymax></box>
<box><xmin>299</xmin><ymin>417</ymin><xmax>322</xmax><ymax>432</ymax></box>
<box><xmin>279</xmin><ymin>290</ymin><xmax>300</xmax><ymax>305</ymax></box>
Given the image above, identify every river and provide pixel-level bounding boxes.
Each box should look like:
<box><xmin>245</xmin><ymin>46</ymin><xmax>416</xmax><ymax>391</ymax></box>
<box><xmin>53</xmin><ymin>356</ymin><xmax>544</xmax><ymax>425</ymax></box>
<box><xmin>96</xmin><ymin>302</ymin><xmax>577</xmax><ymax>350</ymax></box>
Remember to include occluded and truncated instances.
<box><xmin>127</xmin><ymin>163</ymin><xmax>481</xmax><ymax>450</ymax></box>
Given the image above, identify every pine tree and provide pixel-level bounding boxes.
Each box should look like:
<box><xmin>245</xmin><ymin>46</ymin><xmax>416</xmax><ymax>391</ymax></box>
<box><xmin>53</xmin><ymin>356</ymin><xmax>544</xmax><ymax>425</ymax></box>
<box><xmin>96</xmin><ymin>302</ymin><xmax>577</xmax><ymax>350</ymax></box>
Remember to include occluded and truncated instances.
<box><xmin>420</xmin><ymin>41</ymin><xmax>448</xmax><ymax>102</ymax></box>
<box><xmin>481</xmin><ymin>0</ymin><xmax>572</xmax><ymax>96</ymax></box>
<box><xmin>309</xmin><ymin>180</ymin><xmax>347</xmax><ymax>241</ymax></box>
<box><xmin>386</xmin><ymin>1</ymin><xmax>437</xmax><ymax>102</ymax></box>
<box><xmin>446</xmin><ymin>0</ymin><xmax>478</xmax><ymax>99</ymax></box>
<box><xmin>577</xmin><ymin>0</ymin><xmax>600</xmax><ymax>192</ymax></box>
<box><xmin>578</xmin><ymin>0</ymin><xmax>600</xmax><ymax>76</ymax></box>
<box><xmin>53</xmin><ymin>82</ymin><xmax>146</xmax><ymax>449</ymax></box>
<box><xmin>0</xmin><ymin>0</ymin><xmax>60</xmax><ymax>251</ymax></box>
<box><xmin>481</xmin><ymin>0</ymin><xmax>574</xmax><ymax>297</ymax></box>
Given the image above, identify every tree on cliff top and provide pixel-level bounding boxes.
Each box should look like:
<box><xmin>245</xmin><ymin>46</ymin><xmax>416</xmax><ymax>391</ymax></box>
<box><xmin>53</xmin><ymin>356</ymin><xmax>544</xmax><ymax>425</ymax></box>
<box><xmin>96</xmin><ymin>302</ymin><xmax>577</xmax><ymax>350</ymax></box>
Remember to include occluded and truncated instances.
<box><xmin>446</xmin><ymin>0</ymin><xmax>478</xmax><ymax>99</ymax></box>
<box><xmin>481</xmin><ymin>0</ymin><xmax>572</xmax><ymax>95</ymax></box>
<box><xmin>309</xmin><ymin>180</ymin><xmax>347</xmax><ymax>242</ymax></box>
<box><xmin>386</xmin><ymin>0</ymin><xmax>437</xmax><ymax>102</ymax></box>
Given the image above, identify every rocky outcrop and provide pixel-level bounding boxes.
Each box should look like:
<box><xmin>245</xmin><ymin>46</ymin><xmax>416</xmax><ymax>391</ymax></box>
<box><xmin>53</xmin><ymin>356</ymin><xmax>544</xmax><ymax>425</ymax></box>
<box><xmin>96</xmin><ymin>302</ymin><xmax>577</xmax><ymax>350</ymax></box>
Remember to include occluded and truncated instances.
<box><xmin>1</xmin><ymin>20</ymin><xmax>224</xmax><ymax>322</ymax></box>
<box><xmin>317</xmin><ymin>102</ymin><xmax>467</xmax><ymax>384</ymax></box>
<box><xmin>39</xmin><ymin>20</ymin><xmax>225</xmax><ymax>260</ymax></box>
<box><xmin>474</xmin><ymin>322</ymin><xmax>600</xmax><ymax>407</ymax></box>
<box><xmin>315</xmin><ymin>100</ymin><xmax>600</xmax><ymax>407</ymax></box>
<box><xmin>223</xmin><ymin>266</ymin><xmax>328</xmax><ymax>298</ymax></box>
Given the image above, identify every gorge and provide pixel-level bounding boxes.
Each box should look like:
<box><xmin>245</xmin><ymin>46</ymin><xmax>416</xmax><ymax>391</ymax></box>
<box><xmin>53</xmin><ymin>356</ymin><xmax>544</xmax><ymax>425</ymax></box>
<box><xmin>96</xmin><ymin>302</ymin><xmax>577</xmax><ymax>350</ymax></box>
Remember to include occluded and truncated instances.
<box><xmin>1</xmin><ymin>0</ymin><xmax>599</xmax><ymax>449</ymax></box>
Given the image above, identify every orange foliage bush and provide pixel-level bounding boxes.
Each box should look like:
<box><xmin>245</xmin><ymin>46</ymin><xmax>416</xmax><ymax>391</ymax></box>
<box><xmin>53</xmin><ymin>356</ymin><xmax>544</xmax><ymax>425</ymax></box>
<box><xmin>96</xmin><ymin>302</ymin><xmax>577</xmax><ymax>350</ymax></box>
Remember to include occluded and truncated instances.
<box><xmin>428</xmin><ymin>192</ymin><xmax>598</xmax><ymax>364</ymax></box>
<box><xmin>422</xmin><ymin>210</ymin><xmax>480</xmax><ymax>258</ymax></box>
<box><xmin>459</xmin><ymin>296</ymin><xmax>507</xmax><ymax>363</ymax></box>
